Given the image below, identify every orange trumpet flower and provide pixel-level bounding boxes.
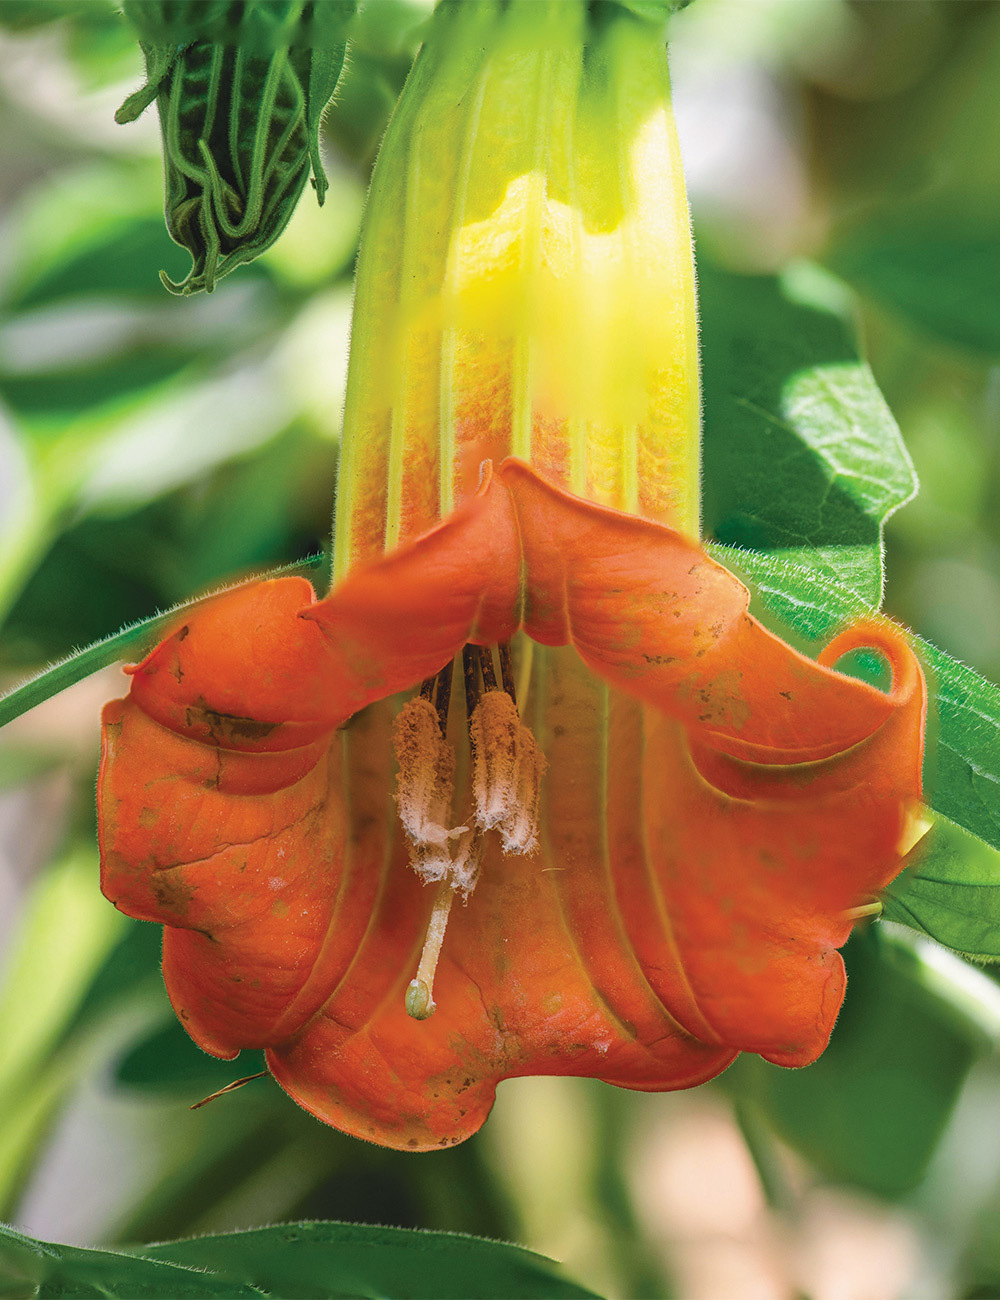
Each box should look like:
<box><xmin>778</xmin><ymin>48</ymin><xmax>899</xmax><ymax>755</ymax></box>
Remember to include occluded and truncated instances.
<box><xmin>100</xmin><ymin>458</ymin><xmax>924</xmax><ymax>1149</ymax></box>
<box><xmin>98</xmin><ymin>0</ymin><xmax>926</xmax><ymax>1151</ymax></box>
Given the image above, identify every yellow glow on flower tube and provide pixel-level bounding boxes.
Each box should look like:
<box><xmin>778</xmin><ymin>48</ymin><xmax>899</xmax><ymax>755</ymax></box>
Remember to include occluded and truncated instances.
<box><xmin>334</xmin><ymin>0</ymin><xmax>699</xmax><ymax>581</ymax></box>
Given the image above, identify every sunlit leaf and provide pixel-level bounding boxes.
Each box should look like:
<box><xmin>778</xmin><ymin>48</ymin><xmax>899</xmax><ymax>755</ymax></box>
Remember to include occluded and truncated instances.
<box><xmin>884</xmin><ymin>816</ymin><xmax>1000</xmax><ymax>960</ymax></box>
<box><xmin>700</xmin><ymin>262</ymin><xmax>917</xmax><ymax>605</ymax></box>
<box><xmin>0</xmin><ymin>845</ymin><xmax>123</xmax><ymax>1210</ymax></box>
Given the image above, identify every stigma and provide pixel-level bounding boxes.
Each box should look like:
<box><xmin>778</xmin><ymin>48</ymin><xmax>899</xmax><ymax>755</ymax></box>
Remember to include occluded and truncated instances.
<box><xmin>393</xmin><ymin>642</ymin><xmax>546</xmax><ymax>1020</ymax></box>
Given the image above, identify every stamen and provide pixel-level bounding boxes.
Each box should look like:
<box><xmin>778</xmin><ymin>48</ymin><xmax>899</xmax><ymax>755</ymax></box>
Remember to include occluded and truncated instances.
<box><xmin>433</xmin><ymin>659</ymin><xmax>453</xmax><ymax>735</ymax></box>
<box><xmin>516</xmin><ymin>638</ymin><xmax>534</xmax><ymax>711</ymax></box>
<box><xmin>405</xmin><ymin>880</ymin><xmax>456</xmax><ymax>1020</ymax></box>
<box><xmin>478</xmin><ymin>644</ymin><xmax>498</xmax><ymax>692</ymax></box>
<box><xmin>462</xmin><ymin>643</ymin><xmax>481</xmax><ymax>719</ymax></box>
<box><xmin>498</xmin><ymin>640</ymin><xmax>517</xmax><ymax>704</ymax></box>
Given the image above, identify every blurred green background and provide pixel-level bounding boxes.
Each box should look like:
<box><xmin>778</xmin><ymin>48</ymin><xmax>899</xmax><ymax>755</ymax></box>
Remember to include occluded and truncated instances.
<box><xmin>1</xmin><ymin>2</ymin><xmax>1000</xmax><ymax>1298</ymax></box>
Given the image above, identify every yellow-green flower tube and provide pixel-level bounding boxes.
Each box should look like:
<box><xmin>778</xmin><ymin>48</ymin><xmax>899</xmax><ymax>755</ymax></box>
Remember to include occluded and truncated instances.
<box><xmin>334</xmin><ymin>0</ymin><xmax>700</xmax><ymax>580</ymax></box>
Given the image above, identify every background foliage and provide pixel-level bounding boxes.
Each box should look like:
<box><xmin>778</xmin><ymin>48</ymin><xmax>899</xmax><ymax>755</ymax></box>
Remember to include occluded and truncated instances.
<box><xmin>2</xmin><ymin>2</ymin><xmax>1000</xmax><ymax>1298</ymax></box>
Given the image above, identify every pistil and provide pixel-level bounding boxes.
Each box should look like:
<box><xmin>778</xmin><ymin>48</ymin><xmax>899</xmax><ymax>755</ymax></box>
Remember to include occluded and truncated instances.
<box><xmin>405</xmin><ymin>880</ymin><xmax>456</xmax><ymax>1020</ymax></box>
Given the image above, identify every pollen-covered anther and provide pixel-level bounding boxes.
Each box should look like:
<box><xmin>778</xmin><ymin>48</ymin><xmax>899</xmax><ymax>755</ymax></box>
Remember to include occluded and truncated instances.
<box><xmin>392</xmin><ymin>696</ymin><xmax>467</xmax><ymax>884</ymax></box>
<box><xmin>470</xmin><ymin>690</ymin><xmax>546</xmax><ymax>855</ymax></box>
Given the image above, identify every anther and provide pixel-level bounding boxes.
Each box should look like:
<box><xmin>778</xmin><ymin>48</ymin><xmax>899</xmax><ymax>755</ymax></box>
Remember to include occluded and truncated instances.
<box><xmin>393</xmin><ymin>697</ymin><xmax>465</xmax><ymax>883</ymax></box>
<box><xmin>470</xmin><ymin>690</ymin><xmax>546</xmax><ymax>854</ymax></box>
<box><xmin>397</xmin><ymin>643</ymin><xmax>545</xmax><ymax>1024</ymax></box>
<box><xmin>433</xmin><ymin>660</ymin><xmax>453</xmax><ymax>735</ymax></box>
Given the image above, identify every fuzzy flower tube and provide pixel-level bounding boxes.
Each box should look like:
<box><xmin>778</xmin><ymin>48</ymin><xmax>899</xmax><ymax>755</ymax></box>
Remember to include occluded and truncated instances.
<box><xmin>99</xmin><ymin>0</ymin><xmax>926</xmax><ymax>1151</ymax></box>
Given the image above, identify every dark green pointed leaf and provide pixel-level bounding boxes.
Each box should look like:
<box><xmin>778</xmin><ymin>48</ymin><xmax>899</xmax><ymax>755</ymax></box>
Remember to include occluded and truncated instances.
<box><xmin>0</xmin><ymin>1224</ymin><xmax>262</xmax><ymax>1300</ymax></box>
<box><xmin>136</xmin><ymin>1222</ymin><xmax>602</xmax><ymax>1300</ymax></box>
<box><xmin>724</xmin><ymin>926</ymin><xmax>1000</xmax><ymax>1198</ymax></box>
<box><xmin>700</xmin><ymin>262</ymin><xmax>917</xmax><ymax>605</ymax></box>
<box><xmin>0</xmin><ymin>1221</ymin><xmax>601</xmax><ymax>1300</ymax></box>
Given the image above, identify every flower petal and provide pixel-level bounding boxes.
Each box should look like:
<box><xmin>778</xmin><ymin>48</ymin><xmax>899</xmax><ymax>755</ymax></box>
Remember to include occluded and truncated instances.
<box><xmin>501</xmin><ymin>458</ymin><xmax>917</xmax><ymax>763</ymax></box>
<box><xmin>304</xmin><ymin>461</ymin><xmax>522</xmax><ymax>696</ymax></box>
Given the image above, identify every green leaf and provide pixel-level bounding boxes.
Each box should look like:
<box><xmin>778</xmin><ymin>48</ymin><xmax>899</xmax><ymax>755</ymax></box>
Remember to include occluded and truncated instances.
<box><xmin>700</xmin><ymin>261</ymin><xmax>917</xmax><ymax>605</ymax></box>
<box><xmin>3</xmin><ymin>161</ymin><xmax>185</xmax><ymax>310</ymax></box>
<box><xmin>0</xmin><ymin>845</ymin><xmax>125</xmax><ymax>1210</ymax></box>
<box><xmin>828</xmin><ymin>210</ymin><xmax>1000</xmax><ymax>357</ymax></box>
<box><xmin>0</xmin><ymin>1221</ymin><xmax>602</xmax><ymax>1300</ymax></box>
<box><xmin>724</xmin><ymin>926</ymin><xmax>1000</xmax><ymax>1198</ymax></box>
<box><xmin>136</xmin><ymin>1223</ymin><xmax>602</xmax><ymax>1300</ymax></box>
<box><xmin>0</xmin><ymin>1224</ymin><xmax>262</xmax><ymax>1300</ymax></box>
<box><xmin>0</xmin><ymin>554</ymin><xmax>322</xmax><ymax>728</ymax></box>
<box><xmin>884</xmin><ymin>816</ymin><xmax>1000</xmax><ymax>960</ymax></box>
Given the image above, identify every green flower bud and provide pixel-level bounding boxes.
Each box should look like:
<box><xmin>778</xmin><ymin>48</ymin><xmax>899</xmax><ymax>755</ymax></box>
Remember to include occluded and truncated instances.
<box><xmin>116</xmin><ymin>0</ymin><xmax>354</xmax><ymax>294</ymax></box>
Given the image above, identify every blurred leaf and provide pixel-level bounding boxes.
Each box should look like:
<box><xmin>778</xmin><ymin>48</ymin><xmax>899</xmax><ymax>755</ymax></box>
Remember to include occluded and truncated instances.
<box><xmin>116</xmin><ymin>1018</ymin><xmax>266</xmax><ymax>1094</ymax></box>
<box><xmin>0</xmin><ymin>0</ymin><xmax>119</xmax><ymax>33</ymax></box>
<box><xmin>726</xmin><ymin>926</ymin><xmax>1000</xmax><ymax>1198</ymax></box>
<box><xmin>714</xmin><ymin>544</ymin><xmax>1000</xmax><ymax>863</ymax></box>
<box><xmin>0</xmin><ymin>554</ymin><xmax>322</xmax><ymax>728</ymax></box>
<box><xmin>885</xmin><ymin>816</ymin><xmax>1000</xmax><ymax>960</ymax></box>
<box><xmin>1</xmin><ymin>425</ymin><xmax>331</xmax><ymax>666</ymax></box>
<box><xmin>0</xmin><ymin>1221</ymin><xmax>602</xmax><ymax>1300</ymax></box>
<box><xmin>610</xmin><ymin>0</ymin><xmax>696</xmax><ymax>19</ymax></box>
<box><xmin>0</xmin><ymin>845</ymin><xmax>121</xmax><ymax>1102</ymax></box>
<box><xmin>829</xmin><ymin>212</ymin><xmax>1000</xmax><ymax>357</ymax></box>
<box><xmin>4</xmin><ymin>163</ymin><xmax>182</xmax><ymax>310</ymax></box>
<box><xmin>700</xmin><ymin>262</ymin><xmax>917</xmax><ymax>605</ymax></box>
<box><xmin>0</xmin><ymin>844</ymin><xmax>123</xmax><ymax>1209</ymax></box>
<box><xmin>61</xmin><ymin>917</ymin><xmax>162</xmax><ymax>1043</ymax></box>
<box><xmin>0</xmin><ymin>348</ymin><xmax>196</xmax><ymax>423</ymax></box>
<box><xmin>0</xmin><ymin>744</ymin><xmax>64</xmax><ymax>792</ymax></box>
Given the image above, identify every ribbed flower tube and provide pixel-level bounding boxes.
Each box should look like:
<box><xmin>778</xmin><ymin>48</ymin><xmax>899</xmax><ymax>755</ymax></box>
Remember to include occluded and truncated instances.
<box><xmin>334</xmin><ymin>0</ymin><xmax>699</xmax><ymax>578</ymax></box>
